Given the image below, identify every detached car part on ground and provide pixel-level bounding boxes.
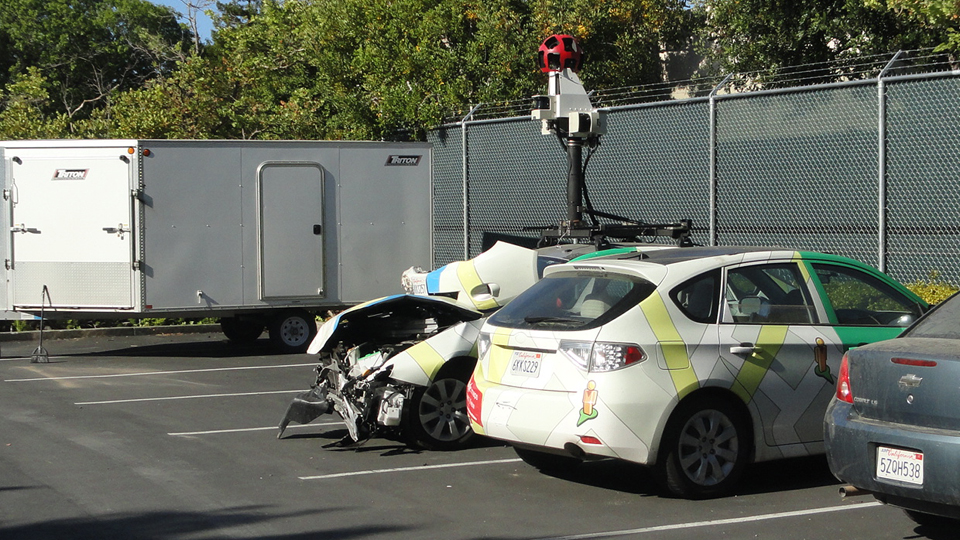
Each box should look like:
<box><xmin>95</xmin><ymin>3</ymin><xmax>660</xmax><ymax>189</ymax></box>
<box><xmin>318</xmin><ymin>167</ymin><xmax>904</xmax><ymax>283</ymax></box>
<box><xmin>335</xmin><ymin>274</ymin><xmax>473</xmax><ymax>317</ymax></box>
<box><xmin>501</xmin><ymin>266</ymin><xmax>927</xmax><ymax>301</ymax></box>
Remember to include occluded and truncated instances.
<box><xmin>824</xmin><ymin>291</ymin><xmax>960</xmax><ymax>526</ymax></box>
<box><xmin>277</xmin><ymin>241</ymin><xmax>642</xmax><ymax>449</ymax></box>
<box><xmin>467</xmin><ymin>247</ymin><xmax>927</xmax><ymax>498</ymax></box>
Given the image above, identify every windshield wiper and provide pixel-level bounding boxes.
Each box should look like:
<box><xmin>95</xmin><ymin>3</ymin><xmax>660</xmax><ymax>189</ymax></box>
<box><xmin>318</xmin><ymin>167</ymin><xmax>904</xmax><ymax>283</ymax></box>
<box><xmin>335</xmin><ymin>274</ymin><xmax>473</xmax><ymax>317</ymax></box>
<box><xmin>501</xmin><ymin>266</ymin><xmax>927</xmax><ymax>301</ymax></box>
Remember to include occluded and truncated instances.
<box><xmin>523</xmin><ymin>316</ymin><xmax>581</xmax><ymax>326</ymax></box>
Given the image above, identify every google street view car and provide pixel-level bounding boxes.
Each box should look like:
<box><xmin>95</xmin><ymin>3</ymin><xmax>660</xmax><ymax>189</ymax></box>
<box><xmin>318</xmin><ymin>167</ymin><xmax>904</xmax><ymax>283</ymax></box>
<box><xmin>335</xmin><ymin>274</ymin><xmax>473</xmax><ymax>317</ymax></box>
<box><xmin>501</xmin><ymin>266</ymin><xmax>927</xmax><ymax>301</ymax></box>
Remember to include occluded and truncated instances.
<box><xmin>277</xmin><ymin>238</ymin><xmax>676</xmax><ymax>449</ymax></box>
<box><xmin>467</xmin><ymin>247</ymin><xmax>927</xmax><ymax>498</ymax></box>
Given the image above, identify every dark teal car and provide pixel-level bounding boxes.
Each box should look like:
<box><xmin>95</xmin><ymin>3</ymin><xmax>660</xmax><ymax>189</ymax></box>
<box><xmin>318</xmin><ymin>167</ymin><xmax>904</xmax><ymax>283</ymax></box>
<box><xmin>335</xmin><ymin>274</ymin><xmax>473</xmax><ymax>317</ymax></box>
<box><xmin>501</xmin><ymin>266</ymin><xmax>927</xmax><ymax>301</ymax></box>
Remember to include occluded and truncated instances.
<box><xmin>824</xmin><ymin>292</ymin><xmax>960</xmax><ymax>526</ymax></box>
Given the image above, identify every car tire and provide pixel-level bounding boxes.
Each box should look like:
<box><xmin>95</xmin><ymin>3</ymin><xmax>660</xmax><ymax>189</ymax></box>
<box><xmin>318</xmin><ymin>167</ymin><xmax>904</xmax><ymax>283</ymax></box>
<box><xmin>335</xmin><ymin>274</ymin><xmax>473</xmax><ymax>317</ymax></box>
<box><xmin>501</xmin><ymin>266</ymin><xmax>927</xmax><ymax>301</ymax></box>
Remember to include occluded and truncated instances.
<box><xmin>220</xmin><ymin>317</ymin><xmax>265</xmax><ymax>344</ymax></box>
<box><xmin>268</xmin><ymin>310</ymin><xmax>317</xmax><ymax>353</ymax></box>
<box><xmin>904</xmin><ymin>509</ymin><xmax>957</xmax><ymax>527</ymax></box>
<box><xmin>405</xmin><ymin>368</ymin><xmax>474</xmax><ymax>450</ymax></box>
<box><xmin>514</xmin><ymin>446</ymin><xmax>582</xmax><ymax>472</ymax></box>
<box><xmin>656</xmin><ymin>396</ymin><xmax>750</xmax><ymax>499</ymax></box>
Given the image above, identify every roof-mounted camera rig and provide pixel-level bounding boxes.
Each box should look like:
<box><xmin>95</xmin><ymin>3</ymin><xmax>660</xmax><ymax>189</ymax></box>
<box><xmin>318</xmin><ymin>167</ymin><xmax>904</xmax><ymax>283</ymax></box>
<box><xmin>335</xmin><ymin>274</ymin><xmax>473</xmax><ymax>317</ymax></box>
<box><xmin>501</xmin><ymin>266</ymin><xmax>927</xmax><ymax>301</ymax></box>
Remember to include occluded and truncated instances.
<box><xmin>531</xmin><ymin>34</ymin><xmax>692</xmax><ymax>249</ymax></box>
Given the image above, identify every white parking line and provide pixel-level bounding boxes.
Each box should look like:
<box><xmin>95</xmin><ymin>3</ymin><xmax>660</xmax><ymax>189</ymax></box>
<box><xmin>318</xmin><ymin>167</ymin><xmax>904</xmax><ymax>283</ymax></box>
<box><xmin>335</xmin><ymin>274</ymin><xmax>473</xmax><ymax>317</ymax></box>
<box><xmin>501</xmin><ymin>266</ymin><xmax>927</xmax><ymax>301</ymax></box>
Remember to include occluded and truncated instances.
<box><xmin>532</xmin><ymin>501</ymin><xmax>884</xmax><ymax>539</ymax></box>
<box><xmin>76</xmin><ymin>389</ymin><xmax>303</xmax><ymax>405</ymax></box>
<box><xmin>0</xmin><ymin>356</ymin><xmax>71</xmax><ymax>363</ymax></box>
<box><xmin>169</xmin><ymin>422</ymin><xmax>343</xmax><ymax>436</ymax></box>
<box><xmin>4</xmin><ymin>363</ymin><xmax>316</xmax><ymax>382</ymax></box>
<box><xmin>299</xmin><ymin>458</ymin><xmax>524</xmax><ymax>480</ymax></box>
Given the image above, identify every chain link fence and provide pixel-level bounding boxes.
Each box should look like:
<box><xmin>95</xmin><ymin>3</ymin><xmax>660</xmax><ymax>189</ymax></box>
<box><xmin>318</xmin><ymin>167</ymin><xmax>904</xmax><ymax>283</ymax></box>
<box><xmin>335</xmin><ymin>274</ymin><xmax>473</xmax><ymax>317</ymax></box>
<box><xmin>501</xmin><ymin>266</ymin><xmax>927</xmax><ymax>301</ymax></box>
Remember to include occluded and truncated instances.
<box><xmin>429</xmin><ymin>50</ymin><xmax>960</xmax><ymax>285</ymax></box>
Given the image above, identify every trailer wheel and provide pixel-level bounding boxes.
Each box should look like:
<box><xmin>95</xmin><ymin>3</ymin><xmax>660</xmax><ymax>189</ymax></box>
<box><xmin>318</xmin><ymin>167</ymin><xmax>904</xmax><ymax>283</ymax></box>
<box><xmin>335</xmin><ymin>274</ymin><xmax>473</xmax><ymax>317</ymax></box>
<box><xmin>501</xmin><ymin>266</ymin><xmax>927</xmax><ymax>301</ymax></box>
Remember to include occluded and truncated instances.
<box><xmin>268</xmin><ymin>310</ymin><xmax>317</xmax><ymax>353</ymax></box>
<box><xmin>220</xmin><ymin>317</ymin><xmax>265</xmax><ymax>344</ymax></box>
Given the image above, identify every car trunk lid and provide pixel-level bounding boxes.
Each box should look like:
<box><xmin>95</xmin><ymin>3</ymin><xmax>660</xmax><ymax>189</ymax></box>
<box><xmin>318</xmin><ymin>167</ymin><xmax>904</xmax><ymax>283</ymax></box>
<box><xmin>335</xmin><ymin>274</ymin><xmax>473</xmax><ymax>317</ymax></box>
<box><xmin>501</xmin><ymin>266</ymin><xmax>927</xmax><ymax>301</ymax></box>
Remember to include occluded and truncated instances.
<box><xmin>849</xmin><ymin>337</ymin><xmax>960</xmax><ymax>430</ymax></box>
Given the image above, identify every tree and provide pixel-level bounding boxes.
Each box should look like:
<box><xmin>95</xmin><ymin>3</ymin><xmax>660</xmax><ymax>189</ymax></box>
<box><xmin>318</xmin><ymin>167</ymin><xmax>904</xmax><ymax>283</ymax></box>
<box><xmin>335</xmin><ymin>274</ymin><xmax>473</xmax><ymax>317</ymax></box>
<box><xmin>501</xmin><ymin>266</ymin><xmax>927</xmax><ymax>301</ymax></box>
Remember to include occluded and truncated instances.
<box><xmin>0</xmin><ymin>0</ymin><xmax>193</xmax><ymax>121</ymax></box>
<box><xmin>865</xmin><ymin>0</ymin><xmax>960</xmax><ymax>53</ymax></box>
<box><xmin>39</xmin><ymin>0</ymin><xmax>697</xmax><ymax>140</ymax></box>
<box><xmin>695</xmin><ymin>0</ymin><xmax>944</xmax><ymax>81</ymax></box>
<box><xmin>0</xmin><ymin>68</ymin><xmax>70</xmax><ymax>139</ymax></box>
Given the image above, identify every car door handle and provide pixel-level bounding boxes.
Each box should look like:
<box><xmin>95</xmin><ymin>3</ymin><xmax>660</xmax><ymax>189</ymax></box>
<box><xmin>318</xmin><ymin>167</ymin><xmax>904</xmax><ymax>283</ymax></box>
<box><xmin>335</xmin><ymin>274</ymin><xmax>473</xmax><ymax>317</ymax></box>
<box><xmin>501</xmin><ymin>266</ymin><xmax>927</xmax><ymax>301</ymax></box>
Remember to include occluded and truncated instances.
<box><xmin>730</xmin><ymin>343</ymin><xmax>757</xmax><ymax>355</ymax></box>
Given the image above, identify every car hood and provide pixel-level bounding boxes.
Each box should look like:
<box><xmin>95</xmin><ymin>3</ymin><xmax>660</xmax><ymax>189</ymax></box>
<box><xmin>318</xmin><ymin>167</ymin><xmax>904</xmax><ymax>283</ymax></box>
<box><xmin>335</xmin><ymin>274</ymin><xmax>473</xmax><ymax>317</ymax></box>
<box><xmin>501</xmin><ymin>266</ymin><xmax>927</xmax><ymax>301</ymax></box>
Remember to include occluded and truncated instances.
<box><xmin>307</xmin><ymin>294</ymin><xmax>483</xmax><ymax>354</ymax></box>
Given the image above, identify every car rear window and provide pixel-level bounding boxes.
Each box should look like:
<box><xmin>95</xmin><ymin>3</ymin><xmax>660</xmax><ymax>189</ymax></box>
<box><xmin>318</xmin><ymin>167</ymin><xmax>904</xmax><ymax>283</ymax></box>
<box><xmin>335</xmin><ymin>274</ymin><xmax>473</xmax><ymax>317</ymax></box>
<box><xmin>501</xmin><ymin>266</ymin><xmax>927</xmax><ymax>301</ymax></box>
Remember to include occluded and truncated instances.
<box><xmin>905</xmin><ymin>292</ymin><xmax>960</xmax><ymax>339</ymax></box>
<box><xmin>488</xmin><ymin>272</ymin><xmax>656</xmax><ymax>331</ymax></box>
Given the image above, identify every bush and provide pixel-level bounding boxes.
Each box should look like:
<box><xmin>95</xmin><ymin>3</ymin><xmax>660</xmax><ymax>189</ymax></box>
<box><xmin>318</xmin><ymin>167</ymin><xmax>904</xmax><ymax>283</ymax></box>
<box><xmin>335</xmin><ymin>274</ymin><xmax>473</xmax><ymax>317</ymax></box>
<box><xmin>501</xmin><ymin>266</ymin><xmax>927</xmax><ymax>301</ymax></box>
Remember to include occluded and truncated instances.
<box><xmin>906</xmin><ymin>271</ymin><xmax>959</xmax><ymax>306</ymax></box>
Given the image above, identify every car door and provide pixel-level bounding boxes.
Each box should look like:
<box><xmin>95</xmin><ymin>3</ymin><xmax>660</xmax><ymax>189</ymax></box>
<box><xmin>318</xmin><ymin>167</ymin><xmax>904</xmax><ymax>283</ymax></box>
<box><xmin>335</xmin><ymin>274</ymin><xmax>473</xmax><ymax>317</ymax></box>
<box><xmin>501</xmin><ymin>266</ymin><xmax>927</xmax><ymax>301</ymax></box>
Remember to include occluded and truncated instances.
<box><xmin>717</xmin><ymin>261</ymin><xmax>844</xmax><ymax>447</ymax></box>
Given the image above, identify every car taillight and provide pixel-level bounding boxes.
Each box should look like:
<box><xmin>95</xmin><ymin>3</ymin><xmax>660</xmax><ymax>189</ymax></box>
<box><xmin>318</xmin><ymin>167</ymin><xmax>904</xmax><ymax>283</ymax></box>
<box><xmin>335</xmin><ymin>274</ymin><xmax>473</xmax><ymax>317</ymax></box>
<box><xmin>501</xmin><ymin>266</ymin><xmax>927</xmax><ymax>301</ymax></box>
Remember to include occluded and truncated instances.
<box><xmin>559</xmin><ymin>341</ymin><xmax>646</xmax><ymax>372</ymax></box>
<box><xmin>591</xmin><ymin>343</ymin><xmax>645</xmax><ymax>372</ymax></box>
<box><xmin>836</xmin><ymin>352</ymin><xmax>853</xmax><ymax>404</ymax></box>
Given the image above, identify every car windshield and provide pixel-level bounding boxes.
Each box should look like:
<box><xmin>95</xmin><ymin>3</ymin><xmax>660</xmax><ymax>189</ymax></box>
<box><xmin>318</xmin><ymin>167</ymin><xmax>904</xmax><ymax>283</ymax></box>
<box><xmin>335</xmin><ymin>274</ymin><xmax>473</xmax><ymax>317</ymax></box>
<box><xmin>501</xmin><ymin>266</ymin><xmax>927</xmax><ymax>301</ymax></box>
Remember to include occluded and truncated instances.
<box><xmin>488</xmin><ymin>271</ymin><xmax>656</xmax><ymax>331</ymax></box>
<box><xmin>904</xmin><ymin>292</ymin><xmax>960</xmax><ymax>339</ymax></box>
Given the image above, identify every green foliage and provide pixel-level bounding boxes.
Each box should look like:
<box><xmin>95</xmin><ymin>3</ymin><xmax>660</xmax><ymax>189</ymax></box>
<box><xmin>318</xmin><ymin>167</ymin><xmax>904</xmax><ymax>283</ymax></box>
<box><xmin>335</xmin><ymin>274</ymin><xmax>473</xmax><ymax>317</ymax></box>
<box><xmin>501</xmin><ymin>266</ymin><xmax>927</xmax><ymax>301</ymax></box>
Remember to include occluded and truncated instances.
<box><xmin>0</xmin><ymin>68</ymin><xmax>71</xmax><ymax>139</ymax></box>
<box><xmin>0</xmin><ymin>0</ymin><xmax>192</xmax><ymax>121</ymax></box>
<box><xmin>94</xmin><ymin>0</ymin><xmax>698</xmax><ymax>140</ymax></box>
<box><xmin>867</xmin><ymin>0</ymin><xmax>960</xmax><ymax>53</ymax></box>
<box><xmin>906</xmin><ymin>271</ymin><xmax>960</xmax><ymax>305</ymax></box>
<box><xmin>694</xmin><ymin>0</ymin><xmax>946</xmax><ymax>81</ymax></box>
<box><xmin>2</xmin><ymin>0</ymin><xmax>958</xmax><ymax>142</ymax></box>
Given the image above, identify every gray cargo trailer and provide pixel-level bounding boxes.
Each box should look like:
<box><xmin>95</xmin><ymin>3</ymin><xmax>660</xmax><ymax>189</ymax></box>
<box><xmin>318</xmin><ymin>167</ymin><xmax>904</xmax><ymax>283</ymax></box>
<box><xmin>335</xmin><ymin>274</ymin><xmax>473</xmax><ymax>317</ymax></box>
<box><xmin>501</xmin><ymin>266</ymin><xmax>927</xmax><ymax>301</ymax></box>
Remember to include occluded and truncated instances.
<box><xmin>0</xmin><ymin>139</ymin><xmax>432</xmax><ymax>351</ymax></box>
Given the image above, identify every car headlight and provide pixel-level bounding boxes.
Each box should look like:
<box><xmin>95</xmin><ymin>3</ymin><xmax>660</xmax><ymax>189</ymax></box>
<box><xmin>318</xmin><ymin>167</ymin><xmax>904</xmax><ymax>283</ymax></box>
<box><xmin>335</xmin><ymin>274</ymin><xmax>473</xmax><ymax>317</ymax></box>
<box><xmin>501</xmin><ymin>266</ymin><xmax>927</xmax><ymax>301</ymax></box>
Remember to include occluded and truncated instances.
<box><xmin>559</xmin><ymin>340</ymin><xmax>646</xmax><ymax>372</ymax></box>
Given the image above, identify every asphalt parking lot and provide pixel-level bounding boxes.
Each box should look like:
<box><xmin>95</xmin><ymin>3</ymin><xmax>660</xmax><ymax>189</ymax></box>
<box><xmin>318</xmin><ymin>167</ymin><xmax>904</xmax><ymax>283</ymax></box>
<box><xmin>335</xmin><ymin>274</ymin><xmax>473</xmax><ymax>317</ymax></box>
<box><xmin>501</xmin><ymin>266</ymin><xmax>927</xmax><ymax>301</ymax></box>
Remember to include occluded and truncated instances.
<box><xmin>0</xmin><ymin>331</ymin><xmax>952</xmax><ymax>540</ymax></box>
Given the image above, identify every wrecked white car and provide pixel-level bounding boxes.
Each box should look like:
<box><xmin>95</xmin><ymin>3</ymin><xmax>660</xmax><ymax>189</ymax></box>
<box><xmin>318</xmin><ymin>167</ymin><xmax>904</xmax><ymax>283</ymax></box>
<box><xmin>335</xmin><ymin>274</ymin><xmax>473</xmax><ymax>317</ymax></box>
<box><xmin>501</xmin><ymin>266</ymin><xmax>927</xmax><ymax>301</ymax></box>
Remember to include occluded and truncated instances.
<box><xmin>277</xmin><ymin>241</ymin><xmax>618</xmax><ymax>449</ymax></box>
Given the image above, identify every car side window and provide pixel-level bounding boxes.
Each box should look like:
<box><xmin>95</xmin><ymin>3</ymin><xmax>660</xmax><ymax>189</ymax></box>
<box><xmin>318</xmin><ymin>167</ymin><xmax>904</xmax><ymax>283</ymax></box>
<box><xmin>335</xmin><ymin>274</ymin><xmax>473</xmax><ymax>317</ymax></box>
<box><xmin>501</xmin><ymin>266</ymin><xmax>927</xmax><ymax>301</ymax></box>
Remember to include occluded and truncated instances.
<box><xmin>722</xmin><ymin>263</ymin><xmax>818</xmax><ymax>324</ymax></box>
<box><xmin>671</xmin><ymin>271</ymin><xmax>720</xmax><ymax>323</ymax></box>
<box><xmin>812</xmin><ymin>263</ymin><xmax>923</xmax><ymax>327</ymax></box>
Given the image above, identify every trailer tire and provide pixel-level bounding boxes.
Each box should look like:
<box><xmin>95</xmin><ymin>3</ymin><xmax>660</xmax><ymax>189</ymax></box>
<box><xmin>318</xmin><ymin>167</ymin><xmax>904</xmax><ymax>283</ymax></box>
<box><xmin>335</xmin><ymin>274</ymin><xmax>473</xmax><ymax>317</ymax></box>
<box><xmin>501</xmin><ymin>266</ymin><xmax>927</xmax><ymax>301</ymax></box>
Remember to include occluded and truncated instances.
<box><xmin>268</xmin><ymin>310</ymin><xmax>317</xmax><ymax>353</ymax></box>
<box><xmin>220</xmin><ymin>317</ymin><xmax>265</xmax><ymax>344</ymax></box>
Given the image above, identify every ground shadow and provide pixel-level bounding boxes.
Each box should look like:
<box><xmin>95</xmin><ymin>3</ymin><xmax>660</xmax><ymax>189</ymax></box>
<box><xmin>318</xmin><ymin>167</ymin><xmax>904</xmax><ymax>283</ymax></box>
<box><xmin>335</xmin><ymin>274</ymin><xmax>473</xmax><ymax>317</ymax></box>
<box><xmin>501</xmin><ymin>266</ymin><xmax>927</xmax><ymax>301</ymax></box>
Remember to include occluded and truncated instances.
<box><xmin>0</xmin><ymin>506</ymin><xmax>413</xmax><ymax>540</ymax></box>
<box><xmin>527</xmin><ymin>453</ymin><xmax>840</xmax><ymax>499</ymax></box>
<box><xmin>55</xmin><ymin>338</ymin><xmax>301</xmax><ymax>359</ymax></box>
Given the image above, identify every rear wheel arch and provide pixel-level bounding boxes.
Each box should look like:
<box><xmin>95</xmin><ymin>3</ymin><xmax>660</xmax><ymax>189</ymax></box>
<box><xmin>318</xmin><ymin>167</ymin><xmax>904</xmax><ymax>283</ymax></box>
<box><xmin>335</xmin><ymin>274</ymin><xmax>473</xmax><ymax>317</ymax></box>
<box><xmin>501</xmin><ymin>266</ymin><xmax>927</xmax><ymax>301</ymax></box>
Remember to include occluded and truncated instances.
<box><xmin>653</xmin><ymin>387</ymin><xmax>756</xmax><ymax>498</ymax></box>
<box><xmin>650</xmin><ymin>388</ymin><xmax>754</xmax><ymax>463</ymax></box>
<box><xmin>664</xmin><ymin>388</ymin><xmax>754</xmax><ymax>453</ymax></box>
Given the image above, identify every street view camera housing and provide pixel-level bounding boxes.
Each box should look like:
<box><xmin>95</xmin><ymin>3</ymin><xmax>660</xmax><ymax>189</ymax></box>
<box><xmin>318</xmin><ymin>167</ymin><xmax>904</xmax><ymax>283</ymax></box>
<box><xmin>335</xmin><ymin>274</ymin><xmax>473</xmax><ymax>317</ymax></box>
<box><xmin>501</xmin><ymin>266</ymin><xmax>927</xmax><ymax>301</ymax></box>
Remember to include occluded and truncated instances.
<box><xmin>531</xmin><ymin>34</ymin><xmax>604</xmax><ymax>138</ymax></box>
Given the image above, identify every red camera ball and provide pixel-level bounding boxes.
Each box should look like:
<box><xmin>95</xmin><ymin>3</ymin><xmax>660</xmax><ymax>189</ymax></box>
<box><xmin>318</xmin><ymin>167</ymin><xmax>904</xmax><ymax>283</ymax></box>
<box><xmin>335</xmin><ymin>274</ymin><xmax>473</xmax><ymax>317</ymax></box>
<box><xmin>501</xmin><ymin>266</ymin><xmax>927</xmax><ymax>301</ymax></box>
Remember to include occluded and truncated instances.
<box><xmin>537</xmin><ymin>34</ymin><xmax>583</xmax><ymax>73</ymax></box>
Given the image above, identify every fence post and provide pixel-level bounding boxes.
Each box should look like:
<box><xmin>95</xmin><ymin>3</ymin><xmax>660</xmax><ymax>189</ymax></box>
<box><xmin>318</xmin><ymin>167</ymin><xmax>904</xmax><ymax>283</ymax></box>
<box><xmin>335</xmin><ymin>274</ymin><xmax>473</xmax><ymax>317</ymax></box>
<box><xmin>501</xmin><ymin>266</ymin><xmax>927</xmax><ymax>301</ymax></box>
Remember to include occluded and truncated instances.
<box><xmin>709</xmin><ymin>74</ymin><xmax>733</xmax><ymax>247</ymax></box>
<box><xmin>876</xmin><ymin>51</ymin><xmax>903</xmax><ymax>272</ymax></box>
<box><xmin>460</xmin><ymin>104</ymin><xmax>482</xmax><ymax>259</ymax></box>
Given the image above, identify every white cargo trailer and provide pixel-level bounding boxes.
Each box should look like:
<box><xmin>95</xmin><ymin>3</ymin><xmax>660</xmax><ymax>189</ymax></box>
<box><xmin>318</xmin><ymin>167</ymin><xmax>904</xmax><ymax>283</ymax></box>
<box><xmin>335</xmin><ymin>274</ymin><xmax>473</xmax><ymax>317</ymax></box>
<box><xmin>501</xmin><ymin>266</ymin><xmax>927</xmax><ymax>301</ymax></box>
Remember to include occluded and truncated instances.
<box><xmin>0</xmin><ymin>139</ymin><xmax>432</xmax><ymax>351</ymax></box>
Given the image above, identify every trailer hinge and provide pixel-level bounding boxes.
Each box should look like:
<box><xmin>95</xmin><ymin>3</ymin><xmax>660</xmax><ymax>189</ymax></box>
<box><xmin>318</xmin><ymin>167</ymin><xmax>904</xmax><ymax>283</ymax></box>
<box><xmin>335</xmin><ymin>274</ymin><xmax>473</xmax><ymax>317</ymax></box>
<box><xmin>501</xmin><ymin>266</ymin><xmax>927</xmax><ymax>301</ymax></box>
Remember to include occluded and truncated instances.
<box><xmin>2</xmin><ymin>189</ymin><xmax>9</xmax><ymax>201</ymax></box>
<box><xmin>132</xmin><ymin>260</ymin><xmax>142</xmax><ymax>271</ymax></box>
<box><xmin>4</xmin><ymin>259</ymin><xmax>10</xmax><ymax>270</ymax></box>
<box><xmin>131</xmin><ymin>189</ymin><xmax>145</xmax><ymax>203</ymax></box>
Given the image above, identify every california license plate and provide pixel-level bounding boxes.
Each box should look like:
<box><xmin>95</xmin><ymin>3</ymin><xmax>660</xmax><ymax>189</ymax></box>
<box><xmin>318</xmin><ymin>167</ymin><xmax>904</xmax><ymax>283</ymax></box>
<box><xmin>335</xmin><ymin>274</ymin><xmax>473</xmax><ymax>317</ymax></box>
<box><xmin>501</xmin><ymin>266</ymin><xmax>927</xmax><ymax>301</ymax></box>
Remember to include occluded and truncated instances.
<box><xmin>509</xmin><ymin>350</ymin><xmax>542</xmax><ymax>377</ymax></box>
<box><xmin>876</xmin><ymin>446</ymin><xmax>924</xmax><ymax>485</ymax></box>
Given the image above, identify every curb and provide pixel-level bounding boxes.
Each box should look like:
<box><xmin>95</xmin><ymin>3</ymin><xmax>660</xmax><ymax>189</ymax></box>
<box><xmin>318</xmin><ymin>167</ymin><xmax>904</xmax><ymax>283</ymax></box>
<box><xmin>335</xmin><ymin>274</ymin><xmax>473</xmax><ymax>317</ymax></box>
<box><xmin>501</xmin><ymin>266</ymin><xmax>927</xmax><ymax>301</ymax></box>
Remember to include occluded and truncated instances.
<box><xmin>0</xmin><ymin>324</ymin><xmax>222</xmax><ymax>342</ymax></box>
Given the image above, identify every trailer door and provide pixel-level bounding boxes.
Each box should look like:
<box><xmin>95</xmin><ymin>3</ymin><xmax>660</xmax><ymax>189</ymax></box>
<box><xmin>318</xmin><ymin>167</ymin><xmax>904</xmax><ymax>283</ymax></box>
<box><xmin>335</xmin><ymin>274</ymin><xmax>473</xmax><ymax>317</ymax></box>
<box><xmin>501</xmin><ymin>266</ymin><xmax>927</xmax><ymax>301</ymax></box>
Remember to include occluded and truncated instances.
<box><xmin>257</xmin><ymin>162</ymin><xmax>325</xmax><ymax>299</ymax></box>
<box><xmin>7</xmin><ymin>146</ymin><xmax>136</xmax><ymax>310</ymax></box>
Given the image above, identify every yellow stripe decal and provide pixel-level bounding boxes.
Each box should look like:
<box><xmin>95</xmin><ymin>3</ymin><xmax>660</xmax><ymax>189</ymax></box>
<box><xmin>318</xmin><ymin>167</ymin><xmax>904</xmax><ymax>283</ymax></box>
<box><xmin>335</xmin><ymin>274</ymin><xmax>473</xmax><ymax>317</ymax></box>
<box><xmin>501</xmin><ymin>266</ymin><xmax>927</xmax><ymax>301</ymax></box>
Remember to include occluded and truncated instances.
<box><xmin>456</xmin><ymin>261</ymin><xmax>499</xmax><ymax>311</ymax></box>
<box><xmin>794</xmin><ymin>253</ymin><xmax>812</xmax><ymax>282</ymax></box>
<box><xmin>486</xmin><ymin>327</ymin><xmax>514</xmax><ymax>385</ymax></box>
<box><xmin>731</xmin><ymin>325</ymin><xmax>787</xmax><ymax>402</ymax></box>
<box><xmin>641</xmin><ymin>292</ymin><xmax>699</xmax><ymax>399</ymax></box>
<box><xmin>407</xmin><ymin>340</ymin><xmax>445</xmax><ymax>381</ymax></box>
